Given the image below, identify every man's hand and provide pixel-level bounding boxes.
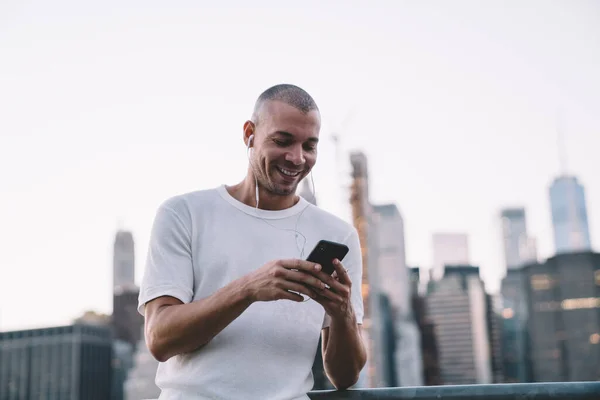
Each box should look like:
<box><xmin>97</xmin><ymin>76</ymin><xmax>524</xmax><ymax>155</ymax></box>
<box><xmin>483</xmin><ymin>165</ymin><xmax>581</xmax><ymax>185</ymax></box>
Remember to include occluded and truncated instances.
<box><xmin>311</xmin><ymin>258</ymin><xmax>365</xmax><ymax>390</ymax></box>
<box><xmin>145</xmin><ymin>258</ymin><xmax>328</xmax><ymax>362</ymax></box>
<box><xmin>311</xmin><ymin>259</ymin><xmax>354</xmax><ymax>321</ymax></box>
<box><xmin>240</xmin><ymin>259</ymin><xmax>328</xmax><ymax>303</ymax></box>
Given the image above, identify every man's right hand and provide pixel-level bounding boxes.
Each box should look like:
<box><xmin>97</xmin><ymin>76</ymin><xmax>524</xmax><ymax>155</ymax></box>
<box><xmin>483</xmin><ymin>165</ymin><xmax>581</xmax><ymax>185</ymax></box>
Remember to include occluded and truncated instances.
<box><xmin>145</xmin><ymin>259</ymin><xmax>329</xmax><ymax>362</ymax></box>
<box><xmin>241</xmin><ymin>259</ymin><xmax>328</xmax><ymax>303</ymax></box>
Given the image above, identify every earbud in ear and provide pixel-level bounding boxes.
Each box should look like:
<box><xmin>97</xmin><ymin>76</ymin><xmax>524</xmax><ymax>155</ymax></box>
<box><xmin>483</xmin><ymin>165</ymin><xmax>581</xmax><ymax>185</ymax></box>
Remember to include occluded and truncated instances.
<box><xmin>247</xmin><ymin>134</ymin><xmax>254</xmax><ymax>150</ymax></box>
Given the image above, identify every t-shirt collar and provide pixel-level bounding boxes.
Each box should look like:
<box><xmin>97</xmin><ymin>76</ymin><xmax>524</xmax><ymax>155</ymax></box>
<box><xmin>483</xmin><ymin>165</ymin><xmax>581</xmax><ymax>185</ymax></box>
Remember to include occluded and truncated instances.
<box><xmin>217</xmin><ymin>184</ymin><xmax>309</xmax><ymax>220</ymax></box>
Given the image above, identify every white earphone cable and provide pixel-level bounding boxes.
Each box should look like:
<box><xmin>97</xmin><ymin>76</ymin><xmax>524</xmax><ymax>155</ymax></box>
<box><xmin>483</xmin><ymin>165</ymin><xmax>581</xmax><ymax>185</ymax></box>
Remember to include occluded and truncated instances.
<box><xmin>247</xmin><ymin>135</ymin><xmax>316</xmax><ymax>302</ymax></box>
<box><xmin>246</xmin><ymin>135</ymin><xmax>313</xmax><ymax>259</ymax></box>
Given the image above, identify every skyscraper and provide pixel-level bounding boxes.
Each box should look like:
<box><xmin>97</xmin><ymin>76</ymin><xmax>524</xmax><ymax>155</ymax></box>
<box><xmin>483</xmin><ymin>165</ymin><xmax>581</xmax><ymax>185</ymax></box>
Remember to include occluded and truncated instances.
<box><xmin>501</xmin><ymin>208</ymin><xmax>528</xmax><ymax>270</ymax></box>
<box><xmin>349</xmin><ymin>151</ymin><xmax>379</xmax><ymax>387</ymax></box>
<box><xmin>409</xmin><ymin>268</ymin><xmax>442</xmax><ymax>386</ymax></box>
<box><xmin>486</xmin><ymin>293</ymin><xmax>505</xmax><ymax>383</ymax></box>
<box><xmin>372</xmin><ymin>205</ymin><xmax>410</xmax><ymax>316</ymax></box>
<box><xmin>0</xmin><ymin>324</ymin><xmax>113</xmax><ymax>400</ymax></box>
<box><xmin>371</xmin><ymin>204</ymin><xmax>423</xmax><ymax>386</ymax></box>
<box><xmin>424</xmin><ymin>266</ymin><xmax>493</xmax><ymax>385</ymax></box>
<box><xmin>112</xmin><ymin>230</ymin><xmax>143</xmax><ymax>348</ymax></box>
<box><xmin>432</xmin><ymin>233</ymin><xmax>470</xmax><ymax>280</ymax></box>
<box><xmin>501</xmin><ymin>267</ymin><xmax>532</xmax><ymax>383</ymax></box>
<box><xmin>499</xmin><ymin>208</ymin><xmax>537</xmax><ymax>382</ymax></box>
<box><xmin>113</xmin><ymin>290</ymin><xmax>144</xmax><ymax>348</ymax></box>
<box><xmin>549</xmin><ymin>176</ymin><xmax>592</xmax><ymax>254</ymax></box>
<box><xmin>114</xmin><ymin>230</ymin><xmax>136</xmax><ymax>293</ymax></box>
<box><xmin>112</xmin><ymin>230</ymin><xmax>147</xmax><ymax>397</ymax></box>
<box><xmin>524</xmin><ymin>251</ymin><xmax>600</xmax><ymax>381</ymax></box>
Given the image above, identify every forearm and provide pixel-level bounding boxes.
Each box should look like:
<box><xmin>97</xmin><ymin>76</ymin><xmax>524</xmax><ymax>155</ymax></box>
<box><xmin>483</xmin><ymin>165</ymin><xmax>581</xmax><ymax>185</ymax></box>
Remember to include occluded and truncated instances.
<box><xmin>147</xmin><ymin>278</ymin><xmax>253</xmax><ymax>362</ymax></box>
<box><xmin>323</xmin><ymin>313</ymin><xmax>367</xmax><ymax>389</ymax></box>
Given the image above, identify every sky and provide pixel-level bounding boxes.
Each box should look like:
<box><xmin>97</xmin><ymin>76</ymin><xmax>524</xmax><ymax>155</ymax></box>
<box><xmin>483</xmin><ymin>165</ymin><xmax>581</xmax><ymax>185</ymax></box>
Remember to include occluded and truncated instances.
<box><xmin>1</xmin><ymin>0</ymin><xmax>599</xmax><ymax>331</ymax></box>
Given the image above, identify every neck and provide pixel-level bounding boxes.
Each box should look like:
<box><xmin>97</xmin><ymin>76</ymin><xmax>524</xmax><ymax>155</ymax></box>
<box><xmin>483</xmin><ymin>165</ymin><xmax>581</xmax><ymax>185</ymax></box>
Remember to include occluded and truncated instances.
<box><xmin>227</xmin><ymin>172</ymin><xmax>299</xmax><ymax>211</ymax></box>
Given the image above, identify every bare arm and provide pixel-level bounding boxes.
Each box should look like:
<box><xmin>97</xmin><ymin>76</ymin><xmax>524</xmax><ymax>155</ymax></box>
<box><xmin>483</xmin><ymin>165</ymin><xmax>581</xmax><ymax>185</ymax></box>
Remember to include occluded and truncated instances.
<box><xmin>145</xmin><ymin>281</ymin><xmax>252</xmax><ymax>362</ymax></box>
<box><xmin>144</xmin><ymin>259</ymin><xmax>327</xmax><ymax>362</ymax></box>
<box><xmin>322</xmin><ymin>319</ymin><xmax>366</xmax><ymax>389</ymax></box>
<box><xmin>311</xmin><ymin>259</ymin><xmax>367</xmax><ymax>389</ymax></box>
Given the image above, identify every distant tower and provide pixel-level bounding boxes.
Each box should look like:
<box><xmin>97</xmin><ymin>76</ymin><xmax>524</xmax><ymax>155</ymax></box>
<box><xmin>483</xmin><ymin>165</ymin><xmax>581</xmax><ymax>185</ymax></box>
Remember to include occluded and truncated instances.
<box><xmin>112</xmin><ymin>229</ymin><xmax>143</xmax><ymax>350</ymax></box>
<box><xmin>500</xmin><ymin>208</ymin><xmax>538</xmax><ymax>270</ymax></box>
<box><xmin>349</xmin><ymin>151</ymin><xmax>378</xmax><ymax>387</ymax></box>
<box><xmin>549</xmin><ymin>176</ymin><xmax>591</xmax><ymax>253</ymax></box>
<box><xmin>499</xmin><ymin>209</ymin><xmax>535</xmax><ymax>383</ymax></box>
<box><xmin>372</xmin><ymin>204</ymin><xmax>423</xmax><ymax>387</ymax></box>
<box><xmin>425</xmin><ymin>266</ymin><xmax>493</xmax><ymax>385</ymax></box>
<box><xmin>549</xmin><ymin>117</ymin><xmax>592</xmax><ymax>253</ymax></box>
<box><xmin>113</xmin><ymin>230</ymin><xmax>136</xmax><ymax>293</ymax></box>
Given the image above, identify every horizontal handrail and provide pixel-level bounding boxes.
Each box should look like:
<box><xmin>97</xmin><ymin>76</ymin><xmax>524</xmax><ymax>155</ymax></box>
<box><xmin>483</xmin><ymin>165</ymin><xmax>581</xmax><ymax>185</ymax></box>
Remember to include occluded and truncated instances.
<box><xmin>308</xmin><ymin>382</ymin><xmax>600</xmax><ymax>399</ymax></box>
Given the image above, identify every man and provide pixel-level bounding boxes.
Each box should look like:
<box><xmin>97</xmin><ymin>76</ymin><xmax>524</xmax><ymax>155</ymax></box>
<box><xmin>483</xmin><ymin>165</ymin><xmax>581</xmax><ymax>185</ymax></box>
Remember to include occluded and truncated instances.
<box><xmin>139</xmin><ymin>84</ymin><xmax>366</xmax><ymax>400</ymax></box>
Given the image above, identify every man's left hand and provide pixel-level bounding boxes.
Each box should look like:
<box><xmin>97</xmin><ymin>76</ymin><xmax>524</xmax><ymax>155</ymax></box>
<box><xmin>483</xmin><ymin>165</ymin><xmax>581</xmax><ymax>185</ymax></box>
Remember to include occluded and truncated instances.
<box><xmin>311</xmin><ymin>259</ymin><xmax>354</xmax><ymax>321</ymax></box>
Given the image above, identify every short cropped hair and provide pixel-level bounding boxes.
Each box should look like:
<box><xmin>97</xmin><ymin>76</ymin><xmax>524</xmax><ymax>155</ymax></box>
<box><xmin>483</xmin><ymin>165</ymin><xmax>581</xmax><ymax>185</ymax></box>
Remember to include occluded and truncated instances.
<box><xmin>251</xmin><ymin>84</ymin><xmax>319</xmax><ymax>125</ymax></box>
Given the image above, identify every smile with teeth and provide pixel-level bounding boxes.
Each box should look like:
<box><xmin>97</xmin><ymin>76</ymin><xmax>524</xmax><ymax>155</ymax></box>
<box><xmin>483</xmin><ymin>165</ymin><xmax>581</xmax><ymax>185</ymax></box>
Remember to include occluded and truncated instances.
<box><xmin>276</xmin><ymin>166</ymin><xmax>302</xmax><ymax>177</ymax></box>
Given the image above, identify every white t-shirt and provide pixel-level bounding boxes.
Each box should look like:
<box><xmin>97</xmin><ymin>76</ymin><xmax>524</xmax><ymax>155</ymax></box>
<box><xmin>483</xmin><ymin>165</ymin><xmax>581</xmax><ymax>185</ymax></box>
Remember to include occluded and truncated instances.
<box><xmin>138</xmin><ymin>185</ymin><xmax>364</xmax><ymax>400</ymax></box>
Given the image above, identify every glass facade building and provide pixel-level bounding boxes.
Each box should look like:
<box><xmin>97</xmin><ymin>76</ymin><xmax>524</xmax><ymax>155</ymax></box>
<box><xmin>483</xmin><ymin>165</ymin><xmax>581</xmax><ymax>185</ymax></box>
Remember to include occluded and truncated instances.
<box><xmin>0</xmin><ymin>324</ymin><xmax>112</xmax><ymax>400</ymax></box>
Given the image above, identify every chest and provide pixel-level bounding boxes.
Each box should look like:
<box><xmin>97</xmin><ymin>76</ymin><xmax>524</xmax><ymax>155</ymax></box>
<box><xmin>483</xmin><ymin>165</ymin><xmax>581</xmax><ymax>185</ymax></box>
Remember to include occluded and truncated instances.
<box><xmin>188</xmin><ymin>213</ymin><xmax>326</xmax><ymax>351</ymax></box>
<box><xmin>191</xmin><ymin>214</ymin><xmax>317</xmax><ymax>294</ymax></box>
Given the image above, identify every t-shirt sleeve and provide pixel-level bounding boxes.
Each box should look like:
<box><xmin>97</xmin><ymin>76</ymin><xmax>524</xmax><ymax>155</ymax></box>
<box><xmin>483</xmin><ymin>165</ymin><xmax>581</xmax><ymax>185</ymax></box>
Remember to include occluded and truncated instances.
<box><xmin>322</xmin><ymin>227</ymin><xmax>364</xmax><ymax>328</ymax></box>
<box><xmin>137</xmin><ymin>200</ymin><xmax>194</xmax><ymax>316</ymax></box>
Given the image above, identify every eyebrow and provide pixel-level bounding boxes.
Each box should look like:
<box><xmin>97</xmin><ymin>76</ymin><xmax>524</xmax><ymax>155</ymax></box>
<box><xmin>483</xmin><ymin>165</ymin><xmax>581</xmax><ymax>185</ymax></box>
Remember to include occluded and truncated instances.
<box><xmin>271</xmin><ymin>131</ymin><xmax>319</xmax><ymax>143</ymax></box>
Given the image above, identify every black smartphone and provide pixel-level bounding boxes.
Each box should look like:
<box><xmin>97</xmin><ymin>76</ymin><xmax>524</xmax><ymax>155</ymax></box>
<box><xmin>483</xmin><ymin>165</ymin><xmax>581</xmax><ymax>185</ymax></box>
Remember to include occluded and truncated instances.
<box><xmin>306</xmin><ymin>240</ymin><xmax>349</xmax><ymax>275</ymax></box>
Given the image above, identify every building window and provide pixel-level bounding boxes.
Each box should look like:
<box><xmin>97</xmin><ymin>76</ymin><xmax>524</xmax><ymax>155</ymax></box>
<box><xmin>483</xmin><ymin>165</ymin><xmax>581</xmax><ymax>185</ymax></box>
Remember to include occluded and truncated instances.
<box><xmin>534</xmin><ymin>301</ymin><xmax>560</xmax><ymax>312</ymax></box>
<box><xmin>531</xmin><ymin>274</ymin><xmax>553</xmax><ymax>291</ymax></box>
<box><xmin>561</xmin><ymin>297</ymin><xmax>600</xmax><ymax>310</ymax></box>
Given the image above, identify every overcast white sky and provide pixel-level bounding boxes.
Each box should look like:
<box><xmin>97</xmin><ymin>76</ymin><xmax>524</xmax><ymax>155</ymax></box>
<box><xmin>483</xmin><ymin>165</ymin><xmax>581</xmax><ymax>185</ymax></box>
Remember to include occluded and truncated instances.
<box><xmin>1</xmin><ymin>0</ymin><xmax>599</xmax><ymax>331</ymax></box>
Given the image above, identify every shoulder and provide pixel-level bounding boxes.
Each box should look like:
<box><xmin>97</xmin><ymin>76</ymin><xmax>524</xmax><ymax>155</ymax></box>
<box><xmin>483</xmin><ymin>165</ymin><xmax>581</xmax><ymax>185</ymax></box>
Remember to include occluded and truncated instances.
<box><xmin>305</xmin><ymin>204</ymin><xmax>358</xmax><ymax>244</ymax></box>
<box><xmin>157</xmin><ymin>187</ymin><xmax>221</xmax><ymax>219</ymax></box>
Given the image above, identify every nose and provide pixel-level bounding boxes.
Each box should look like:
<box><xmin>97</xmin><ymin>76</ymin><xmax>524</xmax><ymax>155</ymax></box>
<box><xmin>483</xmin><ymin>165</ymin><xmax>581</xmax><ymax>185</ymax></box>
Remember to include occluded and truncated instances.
<box><xmin>285</xmin><ymin>145</ymin><xmax>305</xmax><ymax>166</ymax></box>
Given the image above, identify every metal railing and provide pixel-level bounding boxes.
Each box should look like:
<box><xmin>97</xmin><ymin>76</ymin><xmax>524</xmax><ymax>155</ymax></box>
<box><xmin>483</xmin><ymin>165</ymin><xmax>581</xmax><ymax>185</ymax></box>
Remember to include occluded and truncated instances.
<box><xmin>308</xmin><ymin>382</ymin><xmax>600</xmax><ymax>399</ymax></box>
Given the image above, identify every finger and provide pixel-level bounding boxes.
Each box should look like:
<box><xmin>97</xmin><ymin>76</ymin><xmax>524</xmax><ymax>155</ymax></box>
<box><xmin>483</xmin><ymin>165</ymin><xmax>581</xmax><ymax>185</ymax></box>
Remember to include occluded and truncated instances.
<box><xmin>320</xmin><ymin>277</ymin><xmax>350</xmax><ymax>299</ymax></box>
<box><xmin>332</xmin><ymin>259</ymin><xmax>351</xmax><ymax>285</ymax></box>
<box><xmin>277</xmin><ymin>289</ymin><xmax>304</xmax><ymax>302</ymax></box>
<box><xmin>310</xmin><ymin>294</ymin><xmax>331</xmax><ymax>308</ymax></box>
<box><xmin>280</xmin><ymin>280</ymin><xmax>319</xmax><ymax>299</ymax></box>
<box><xmin>314</xmin><ymin>286</ymin><xmax>344</xmax><ymax>303</ymax></box>
<box><xmin>285</xmin><ymin>269</ymin><xmax>328</xmax><ymax>291</ymax></box>
<box><xmin>280</xmin><ymin>258</ymin><xmax>323</xmax><ymax>274</ymax></box>
<box><xmin>311</xmin><ymin>290</ymin><xmax>335</xmax><ymax>304</ymax></box>
<box><xmin>312</xmin><ymin>270</ymin><xmax>347</xmax><ymax>293</ymax></box>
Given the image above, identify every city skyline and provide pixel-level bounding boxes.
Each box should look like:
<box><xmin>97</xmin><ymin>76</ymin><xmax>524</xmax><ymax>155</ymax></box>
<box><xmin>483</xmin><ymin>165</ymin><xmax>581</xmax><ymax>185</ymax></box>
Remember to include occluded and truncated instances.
<box><xmin>1</xmin><ymin>1</ymin><xmax>600</xmax><ymax>331</ymax></box>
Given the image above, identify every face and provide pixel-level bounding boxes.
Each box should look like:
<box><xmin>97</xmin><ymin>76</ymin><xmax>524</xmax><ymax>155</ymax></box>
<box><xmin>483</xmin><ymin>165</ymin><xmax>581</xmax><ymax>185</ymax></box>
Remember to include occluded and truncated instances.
<box><xmin>246</xmin><ymin>100</ymin><xmax>321</xmax><ymax>196</ymax></box>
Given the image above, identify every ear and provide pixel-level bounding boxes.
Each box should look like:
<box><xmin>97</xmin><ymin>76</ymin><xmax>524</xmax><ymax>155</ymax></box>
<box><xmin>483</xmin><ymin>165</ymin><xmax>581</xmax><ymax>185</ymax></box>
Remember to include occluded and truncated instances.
<box><xmin>243</xmin><ymin>120</ymin><xmax>255</xmax><ymax>148</ymax></box>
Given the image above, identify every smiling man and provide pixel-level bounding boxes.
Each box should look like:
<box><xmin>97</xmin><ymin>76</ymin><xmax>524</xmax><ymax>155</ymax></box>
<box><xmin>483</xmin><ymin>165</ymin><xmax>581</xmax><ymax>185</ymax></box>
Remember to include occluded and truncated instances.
<box><xmin>138</xmin><ymin>84</ymin><xmax>366</xmax><ymax>400</ymax></box>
